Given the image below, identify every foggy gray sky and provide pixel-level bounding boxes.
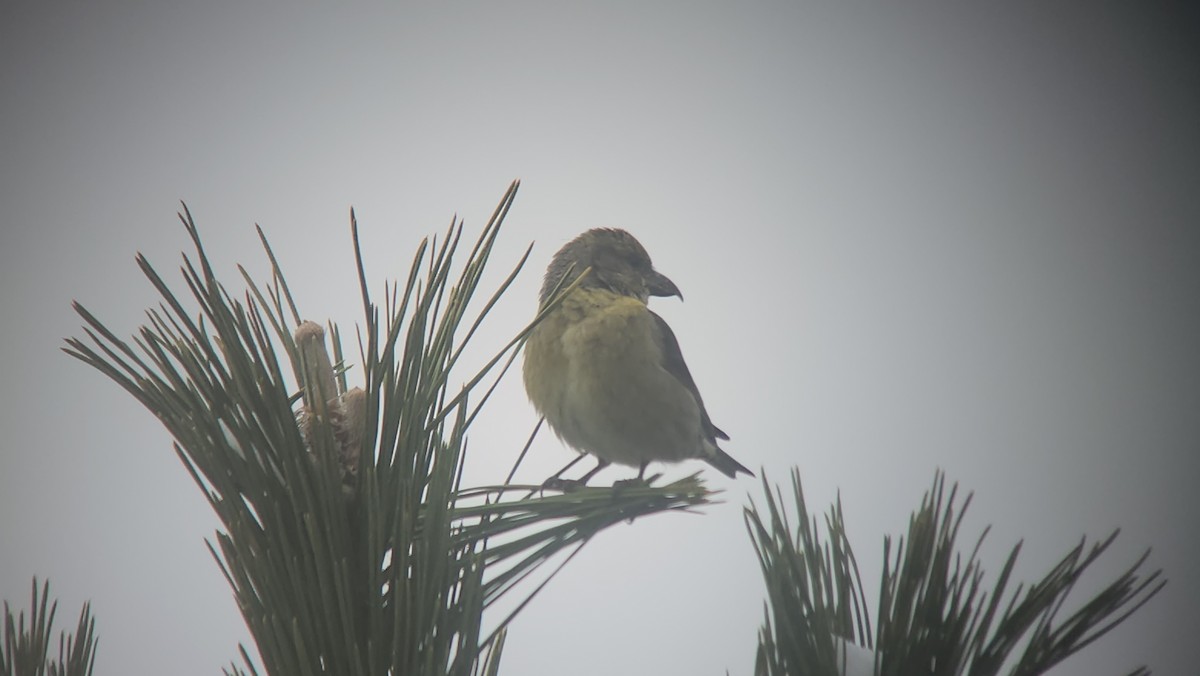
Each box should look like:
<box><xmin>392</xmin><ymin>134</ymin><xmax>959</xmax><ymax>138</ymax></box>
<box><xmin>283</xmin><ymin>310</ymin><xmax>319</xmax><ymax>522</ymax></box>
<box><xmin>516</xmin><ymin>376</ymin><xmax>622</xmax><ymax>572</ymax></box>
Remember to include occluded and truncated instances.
<box><xmin>2</xmin><ymin>3</ymin><xmax>1197</xmax><ymax>674</ymax></box>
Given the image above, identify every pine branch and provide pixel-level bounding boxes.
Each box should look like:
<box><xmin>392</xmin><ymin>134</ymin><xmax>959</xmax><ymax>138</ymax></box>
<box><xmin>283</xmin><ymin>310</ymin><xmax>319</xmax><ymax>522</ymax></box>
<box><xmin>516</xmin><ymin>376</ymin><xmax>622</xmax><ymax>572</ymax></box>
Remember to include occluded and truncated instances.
<box><xmin>64</xmin><ymin>182</ymin><xmax>712</xmax><ymax>675</ymax></box>
<box><xmin>748</xmin><ymin>470</ymin><xmax>1165</xmax><ymax>675</ymax></box>
<box><xmin>747</xmin><ymin>469</ymin><xmax>872</xmax><ymax>676</ymax></box>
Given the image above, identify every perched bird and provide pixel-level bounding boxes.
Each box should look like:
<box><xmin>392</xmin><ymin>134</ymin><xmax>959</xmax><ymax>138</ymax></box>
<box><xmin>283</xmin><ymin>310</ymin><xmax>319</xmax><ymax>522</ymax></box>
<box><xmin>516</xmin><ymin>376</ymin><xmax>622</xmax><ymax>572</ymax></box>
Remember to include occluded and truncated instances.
<box><xmin>522</xmin><ymin>228</ymin><xmax>751</xmax><ymax>484</ymax></box>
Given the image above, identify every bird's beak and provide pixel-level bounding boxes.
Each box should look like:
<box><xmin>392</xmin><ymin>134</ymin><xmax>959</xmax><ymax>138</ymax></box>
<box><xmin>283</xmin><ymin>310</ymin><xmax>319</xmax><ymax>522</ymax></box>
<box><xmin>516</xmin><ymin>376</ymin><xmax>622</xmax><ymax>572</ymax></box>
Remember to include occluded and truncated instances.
<box><xmin>648</xmin><ymin>270</ymin><xmax>683</xmax><ymax>301</ymax></box>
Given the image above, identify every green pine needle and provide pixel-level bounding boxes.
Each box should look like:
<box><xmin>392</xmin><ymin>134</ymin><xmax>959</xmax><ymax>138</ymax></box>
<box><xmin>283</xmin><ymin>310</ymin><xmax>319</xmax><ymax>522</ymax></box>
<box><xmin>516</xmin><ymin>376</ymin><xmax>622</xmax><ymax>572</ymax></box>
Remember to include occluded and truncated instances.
<box><xmin>748</xmin><ymin>469</ymin><xmax>1165</xmax><ymax>676</ymax></box>
<box><xmin>1</xmin><ymin>578</ymin><xmax>98</xmax><ymax>676</ymax></box>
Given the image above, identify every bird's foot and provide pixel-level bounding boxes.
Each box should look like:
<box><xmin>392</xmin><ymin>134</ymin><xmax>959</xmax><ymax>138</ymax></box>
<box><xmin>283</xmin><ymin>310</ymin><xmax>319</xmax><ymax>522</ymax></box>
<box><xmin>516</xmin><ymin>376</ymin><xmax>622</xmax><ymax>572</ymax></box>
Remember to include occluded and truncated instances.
<box><xmin>541</xmin><ymin>477</ymin><xmax>589</xmax><ymax>493</ymax></box>
<box><xmin>611</xmin><ymin>473</ymin><xmax>662</xmax><ymax>490</ymax></box>
<box><xmin>611</xmin><ymin>477</ymin><xmax>647</xmax><ymax>490</ymax></box>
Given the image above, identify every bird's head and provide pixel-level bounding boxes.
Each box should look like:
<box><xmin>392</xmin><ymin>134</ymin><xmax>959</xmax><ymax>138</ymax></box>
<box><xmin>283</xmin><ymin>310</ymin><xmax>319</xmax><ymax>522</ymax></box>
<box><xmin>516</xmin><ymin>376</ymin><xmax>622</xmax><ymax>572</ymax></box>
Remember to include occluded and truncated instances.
<box><xmin>540</xmin><ymin>228</ymin><xmax>681</xmax><ymax>306</ymax></box>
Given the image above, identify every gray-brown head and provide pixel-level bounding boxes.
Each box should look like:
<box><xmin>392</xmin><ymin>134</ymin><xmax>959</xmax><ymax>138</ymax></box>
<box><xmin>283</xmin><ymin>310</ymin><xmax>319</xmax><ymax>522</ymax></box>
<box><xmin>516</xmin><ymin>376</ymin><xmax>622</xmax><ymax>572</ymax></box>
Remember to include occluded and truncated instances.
<box><xmin>539</xmin><ymin>228</ymin><xmax>681</xmax><ymax>306</ymax></box>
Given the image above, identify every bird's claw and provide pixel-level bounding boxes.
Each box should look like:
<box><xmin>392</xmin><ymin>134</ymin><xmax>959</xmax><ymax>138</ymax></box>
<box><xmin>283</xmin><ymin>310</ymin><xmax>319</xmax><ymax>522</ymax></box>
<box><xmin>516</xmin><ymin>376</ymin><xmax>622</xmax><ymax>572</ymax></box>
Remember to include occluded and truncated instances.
<box><xmin>612</xmin><ymin>477</ymin><xmax>649</xmax><ymax>490</ymax></box>
<box><xmin>542</xmin><ymin>477</ymin><xmax>587</xmax><ymax>493</ymax></box>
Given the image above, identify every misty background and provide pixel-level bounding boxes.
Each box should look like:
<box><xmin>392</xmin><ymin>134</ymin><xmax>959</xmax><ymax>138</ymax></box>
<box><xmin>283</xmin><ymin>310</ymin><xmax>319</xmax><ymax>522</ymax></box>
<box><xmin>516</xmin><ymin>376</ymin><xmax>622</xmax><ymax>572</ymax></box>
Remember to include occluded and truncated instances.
<box><xmin>2</xmin><ymin>3</ymin><xmax>1197</xmax><ymax>674</ymax></box>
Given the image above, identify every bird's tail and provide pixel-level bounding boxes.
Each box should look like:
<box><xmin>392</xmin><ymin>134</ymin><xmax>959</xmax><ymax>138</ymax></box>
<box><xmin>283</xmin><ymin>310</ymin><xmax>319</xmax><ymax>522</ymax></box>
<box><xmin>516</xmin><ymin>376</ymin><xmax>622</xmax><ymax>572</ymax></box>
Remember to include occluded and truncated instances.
<box><xmin>706</xmin><ymin>447</ymin><xmax>754</xmax><ymax>478</ymax></box>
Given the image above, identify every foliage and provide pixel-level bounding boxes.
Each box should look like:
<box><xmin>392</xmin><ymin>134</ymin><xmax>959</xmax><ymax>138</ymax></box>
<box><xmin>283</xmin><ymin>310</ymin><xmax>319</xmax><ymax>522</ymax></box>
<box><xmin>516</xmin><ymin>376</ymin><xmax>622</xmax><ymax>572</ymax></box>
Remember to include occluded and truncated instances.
<box><xmin>748</xmin><ymin>469</ymin><xmax>1165</xmax><ymax>676</ymax></box>
<box><xmin>1</xmin><ymin>578</ymin><xmax>97</xmax><ymax>676</ymax></box>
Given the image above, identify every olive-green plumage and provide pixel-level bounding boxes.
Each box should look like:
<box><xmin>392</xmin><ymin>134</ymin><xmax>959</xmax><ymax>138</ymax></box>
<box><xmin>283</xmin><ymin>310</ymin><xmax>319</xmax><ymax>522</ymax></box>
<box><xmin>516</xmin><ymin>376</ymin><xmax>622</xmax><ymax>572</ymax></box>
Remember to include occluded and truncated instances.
<box><xmin>522</xmin><ymin>228</ymin><xmax>751</xmax><ymax>479</ymax></box>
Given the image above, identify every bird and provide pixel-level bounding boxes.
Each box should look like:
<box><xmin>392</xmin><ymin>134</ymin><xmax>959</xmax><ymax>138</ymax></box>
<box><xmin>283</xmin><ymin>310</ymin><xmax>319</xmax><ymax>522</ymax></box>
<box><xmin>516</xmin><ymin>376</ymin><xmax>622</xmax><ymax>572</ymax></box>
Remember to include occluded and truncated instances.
<box><xmin>522</xmin><ymin>228</ymin><xmax>752</xmax><ymax>486</ymax></box>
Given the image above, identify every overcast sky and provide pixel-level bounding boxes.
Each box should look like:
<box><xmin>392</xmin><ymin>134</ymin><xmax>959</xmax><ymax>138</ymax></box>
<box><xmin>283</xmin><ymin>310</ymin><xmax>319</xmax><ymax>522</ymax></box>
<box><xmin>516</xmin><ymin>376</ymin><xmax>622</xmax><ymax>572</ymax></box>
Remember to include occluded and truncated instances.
<box><xmin>2</xmin><ymin>3</ymin><xmax>1197</xmax><ymax>675</ymax></box>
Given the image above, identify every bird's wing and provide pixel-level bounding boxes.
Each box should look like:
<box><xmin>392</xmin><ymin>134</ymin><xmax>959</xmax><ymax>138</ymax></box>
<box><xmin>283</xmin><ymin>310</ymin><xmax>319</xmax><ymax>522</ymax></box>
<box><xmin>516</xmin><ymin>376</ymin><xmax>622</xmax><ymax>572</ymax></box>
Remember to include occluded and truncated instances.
<box><xmin>649</xmin><ymin>310</ymin><xmax>729</xmax><ymax>441</ymax></box>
